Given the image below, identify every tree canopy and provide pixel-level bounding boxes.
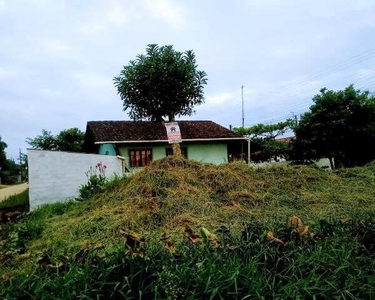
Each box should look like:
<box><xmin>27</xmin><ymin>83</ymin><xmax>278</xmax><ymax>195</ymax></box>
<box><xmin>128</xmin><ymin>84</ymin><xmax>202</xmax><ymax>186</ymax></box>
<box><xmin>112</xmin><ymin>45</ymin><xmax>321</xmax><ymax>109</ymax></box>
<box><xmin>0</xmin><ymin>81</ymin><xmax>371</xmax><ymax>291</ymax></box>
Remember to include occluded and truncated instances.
<box><xmin>0</xmin><ymin>136</ymin><xmax>7</xmax><ymax>170</ymax></box>
<box><xmin>114</xmin><ymin>44</ymin><xmax>208</xmax><ymax>122</ymax></box>
<box><xmin>234</xmin><ymin>120</ymin><xmax>295</xmax><ymax>162</ymax></box>
<box><xmin>26</xmin><ymin>128</ymin><xmax>85</xmax><ymax>152</ymax></box>
<box><xmin>26</xmin><ymin>130</ymin><xmax>57</xmax><ymax>151</ymax></box>
<box><xmin>0</xmin><ymin>136</ymin><xmax>22</xmax><ymax>184</ymax></box>
<box><xmin>56</xmin><ymin>128</ymin><xmax>86</xmax><ymax>152</ymax></box>
<box><xmin>293</xmin><ymin>85</ymin><xmax>375</xmax><ymax>168</ymax></box>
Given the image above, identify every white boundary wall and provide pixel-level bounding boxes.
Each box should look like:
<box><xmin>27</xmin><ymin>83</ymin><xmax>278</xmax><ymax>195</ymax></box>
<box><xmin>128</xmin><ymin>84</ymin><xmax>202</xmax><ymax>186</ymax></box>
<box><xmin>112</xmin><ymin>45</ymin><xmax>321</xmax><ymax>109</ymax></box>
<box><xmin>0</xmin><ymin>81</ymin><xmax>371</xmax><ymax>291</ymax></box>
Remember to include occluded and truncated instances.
<box><xmin>28</xmin><ymin>150</ymin><xmax>123</xmax><ymax>210</ymax></box>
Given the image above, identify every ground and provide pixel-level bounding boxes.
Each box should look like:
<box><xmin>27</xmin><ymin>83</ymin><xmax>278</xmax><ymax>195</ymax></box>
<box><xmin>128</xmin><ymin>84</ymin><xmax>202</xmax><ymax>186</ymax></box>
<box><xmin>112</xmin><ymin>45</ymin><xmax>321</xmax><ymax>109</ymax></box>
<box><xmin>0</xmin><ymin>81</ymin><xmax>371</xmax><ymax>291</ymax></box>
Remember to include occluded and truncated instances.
<box><xmin>0</xmin><ymin>183</ymin><xmax>28</xmax><ymax>202</ymax></box>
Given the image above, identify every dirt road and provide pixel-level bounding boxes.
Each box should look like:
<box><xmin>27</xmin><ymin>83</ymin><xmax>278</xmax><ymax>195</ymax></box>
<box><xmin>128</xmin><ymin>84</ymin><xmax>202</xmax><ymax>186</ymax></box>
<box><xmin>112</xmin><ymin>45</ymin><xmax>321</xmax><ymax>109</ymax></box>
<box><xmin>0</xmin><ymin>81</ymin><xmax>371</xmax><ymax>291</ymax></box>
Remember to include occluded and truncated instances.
<box><xmin>0</xmin><ymin>183</ymin><xmax>29</xmax><ymax>201</ymax></box>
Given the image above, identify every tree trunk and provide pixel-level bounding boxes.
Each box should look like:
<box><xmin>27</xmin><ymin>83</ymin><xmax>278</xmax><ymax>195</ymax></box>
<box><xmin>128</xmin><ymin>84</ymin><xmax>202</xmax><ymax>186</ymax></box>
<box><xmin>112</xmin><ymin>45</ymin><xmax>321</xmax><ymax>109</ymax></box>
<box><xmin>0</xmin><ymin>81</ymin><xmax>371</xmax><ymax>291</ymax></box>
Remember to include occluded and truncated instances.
<box><xmin>168</xmin><ymin>114</ymin><xmax>182</xmax><ymax>157</ymax></box>
<box><xmin>172</xmin><ymin>143</ymin><xmax>182</xmax><ymax>157</ymax></box>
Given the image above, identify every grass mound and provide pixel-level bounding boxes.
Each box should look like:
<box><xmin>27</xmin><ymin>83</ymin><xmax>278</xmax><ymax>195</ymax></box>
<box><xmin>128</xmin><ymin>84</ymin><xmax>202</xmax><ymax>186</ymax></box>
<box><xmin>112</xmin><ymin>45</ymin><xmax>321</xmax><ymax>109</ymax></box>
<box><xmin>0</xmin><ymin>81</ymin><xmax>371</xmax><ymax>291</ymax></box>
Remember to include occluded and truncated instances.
<box><xmin>1</xmin><ymin>157</ymin><xmax>375</xmax><ymax>298</ymax></box>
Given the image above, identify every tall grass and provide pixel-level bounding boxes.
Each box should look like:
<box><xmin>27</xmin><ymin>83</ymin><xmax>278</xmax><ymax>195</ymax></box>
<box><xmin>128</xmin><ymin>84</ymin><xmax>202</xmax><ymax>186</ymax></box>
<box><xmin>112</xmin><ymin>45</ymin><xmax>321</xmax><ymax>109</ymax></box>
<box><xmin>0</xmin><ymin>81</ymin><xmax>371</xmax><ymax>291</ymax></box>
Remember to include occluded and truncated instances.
<box><xmin>1</xmin><ymin>157</ymin><xmax>375</xmax><ymax>298</ymax></box>
<box><xmin>1</xmin><ymin>219</ymin><xmax>375</xmax><ymax>299</ymax></box>
<box><xmin>0</xmin><ymin>189</ymin><xmax>29</xmax><ymax>211</ymax></box>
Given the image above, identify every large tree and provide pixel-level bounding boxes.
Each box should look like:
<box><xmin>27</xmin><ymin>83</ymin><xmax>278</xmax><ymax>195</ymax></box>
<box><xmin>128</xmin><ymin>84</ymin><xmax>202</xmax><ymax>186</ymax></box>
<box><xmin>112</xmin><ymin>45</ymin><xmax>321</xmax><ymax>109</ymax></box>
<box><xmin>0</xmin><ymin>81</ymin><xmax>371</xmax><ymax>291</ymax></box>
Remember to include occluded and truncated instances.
<box><xmin>0</xmin><ymin>137</ymin><xmax>21</xmax><ymax>184</ymax></box>
<box><xmin>0</xmin><ymin>136</ymin><xmax>7</xmax><ymax>170</ymax></box>
<box><xmin>293</xmin><ymin>85</ymin><xmax>375</xmax><ymax>169</ymax></box>
<box><xmin>56</xmin><ymin>128</ymin><xmax>85</xmax><ymax>152</ymax></box>
<box><xmin>26</xmin><ymin>130</ymin><xmax>57</xmax><ymax>150</ymax></box>
<box><xmin>26</xmin><ymin>128</ymin><xmax>85</xmax><ymax>152</ymax></box>
<box><xmin>114</xmin><ymin>44</ymin><xmax>208</xmax><ymax>122</ymax></box>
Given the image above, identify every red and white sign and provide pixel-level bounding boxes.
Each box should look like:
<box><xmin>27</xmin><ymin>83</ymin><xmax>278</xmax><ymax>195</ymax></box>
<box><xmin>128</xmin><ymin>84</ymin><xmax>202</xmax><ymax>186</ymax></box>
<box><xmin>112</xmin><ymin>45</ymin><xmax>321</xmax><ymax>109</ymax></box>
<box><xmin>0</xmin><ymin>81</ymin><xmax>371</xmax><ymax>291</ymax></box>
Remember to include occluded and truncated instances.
<box><xmin>165</xmin><ymin>122</ymin><xmax>182</xmax><ymax>144</ymax></box>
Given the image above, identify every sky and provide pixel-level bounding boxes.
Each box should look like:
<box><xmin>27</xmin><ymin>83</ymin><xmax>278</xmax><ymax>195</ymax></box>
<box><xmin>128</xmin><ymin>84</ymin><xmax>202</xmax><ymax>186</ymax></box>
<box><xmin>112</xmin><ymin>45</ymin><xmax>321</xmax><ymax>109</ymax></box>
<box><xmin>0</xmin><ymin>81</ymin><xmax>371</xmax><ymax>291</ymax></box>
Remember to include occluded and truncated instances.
<box><xmin>1</xmin><ymin>0</ymin><xmax>375</xmax><ymax>160</ymax></box>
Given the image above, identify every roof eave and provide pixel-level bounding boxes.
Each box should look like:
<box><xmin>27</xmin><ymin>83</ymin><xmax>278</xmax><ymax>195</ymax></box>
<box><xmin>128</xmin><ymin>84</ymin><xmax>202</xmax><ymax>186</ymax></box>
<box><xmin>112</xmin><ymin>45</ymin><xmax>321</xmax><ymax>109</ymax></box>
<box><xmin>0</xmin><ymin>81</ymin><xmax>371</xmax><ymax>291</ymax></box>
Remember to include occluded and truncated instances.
<box><xmin>94</xmin><ymin>137</ymin><xmax>248</xmax><ymax>145</ymax></box>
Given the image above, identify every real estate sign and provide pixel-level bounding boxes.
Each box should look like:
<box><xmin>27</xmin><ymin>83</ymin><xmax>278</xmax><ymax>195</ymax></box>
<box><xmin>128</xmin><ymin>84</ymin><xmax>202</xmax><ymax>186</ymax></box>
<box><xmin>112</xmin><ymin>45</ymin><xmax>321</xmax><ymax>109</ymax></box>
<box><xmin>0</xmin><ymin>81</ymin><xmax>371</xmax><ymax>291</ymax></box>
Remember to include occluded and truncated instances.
<box><xmin>165</xmin><ymin>122</ymin><xmax>182</xmax><ymax>144</ymax></box>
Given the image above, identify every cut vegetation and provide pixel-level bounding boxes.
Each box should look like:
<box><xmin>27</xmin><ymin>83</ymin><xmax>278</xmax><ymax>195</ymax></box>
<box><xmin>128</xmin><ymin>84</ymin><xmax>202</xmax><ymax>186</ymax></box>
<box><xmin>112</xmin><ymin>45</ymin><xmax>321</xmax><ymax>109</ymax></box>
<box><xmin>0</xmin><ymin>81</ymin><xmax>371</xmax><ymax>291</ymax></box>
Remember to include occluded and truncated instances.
<box><xmin>1</xmin><ymin>157</ymin><xmax>375</xmax><ymax>299</ymax></box>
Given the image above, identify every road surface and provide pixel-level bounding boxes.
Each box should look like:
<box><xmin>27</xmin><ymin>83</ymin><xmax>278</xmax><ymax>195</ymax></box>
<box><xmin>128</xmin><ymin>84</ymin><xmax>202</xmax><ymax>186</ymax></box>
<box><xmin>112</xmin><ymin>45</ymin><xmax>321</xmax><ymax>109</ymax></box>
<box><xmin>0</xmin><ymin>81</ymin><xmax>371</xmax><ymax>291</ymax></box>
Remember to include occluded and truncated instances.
<box><xmin>0</xmin><ymin>183</ymin><xmax>29</xmax><ymax>202</ymax></box>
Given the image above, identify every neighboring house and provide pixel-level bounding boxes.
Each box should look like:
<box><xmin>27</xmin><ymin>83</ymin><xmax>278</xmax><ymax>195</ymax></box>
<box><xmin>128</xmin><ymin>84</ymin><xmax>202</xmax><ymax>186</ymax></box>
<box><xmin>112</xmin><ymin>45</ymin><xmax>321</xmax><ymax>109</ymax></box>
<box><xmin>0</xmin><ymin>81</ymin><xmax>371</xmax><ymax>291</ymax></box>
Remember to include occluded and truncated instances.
<box><xmin>84</xmin><ymin>120</ymin><xmax>248</xmax><ymax>170</ymax></box>
<box><xmin>274</xmin><ymin>136</ymin><xmax>331</xmax><ymax>169</ymax></box>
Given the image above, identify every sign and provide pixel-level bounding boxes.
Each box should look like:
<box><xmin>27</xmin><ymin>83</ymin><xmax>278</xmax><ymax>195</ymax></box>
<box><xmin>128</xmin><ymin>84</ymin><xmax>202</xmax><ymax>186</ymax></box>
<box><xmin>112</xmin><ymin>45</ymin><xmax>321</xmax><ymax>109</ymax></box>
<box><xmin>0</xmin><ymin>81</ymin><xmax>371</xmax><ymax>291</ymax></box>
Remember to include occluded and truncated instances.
<box><xmin>165</xmin><ymin>122</ymin><xmax>182</xmax><ymax>144</ymax></box>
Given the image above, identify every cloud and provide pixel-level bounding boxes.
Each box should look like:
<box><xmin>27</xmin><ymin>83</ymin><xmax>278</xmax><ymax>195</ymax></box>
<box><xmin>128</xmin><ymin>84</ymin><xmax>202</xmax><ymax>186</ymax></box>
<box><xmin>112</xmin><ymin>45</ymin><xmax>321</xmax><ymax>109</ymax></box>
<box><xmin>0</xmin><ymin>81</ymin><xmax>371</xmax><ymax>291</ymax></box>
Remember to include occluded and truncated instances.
<box><xmin>41</xmin><ymin>39</ymin><xmax>70</xmax><ymax>54</ymax></box>
<box><xmin>0</xmin><ymin>67</ymin><xmax>17</xmax><ymax>79</ymax></box>
<box><xmin>72</xmin><ymin>72</ymin><xmax>113</xmax><ymax>91</ymax></box>
<box><xmin>79</xmin><ymin>0</ymin><xmax>186</xmax><ymax>35</ymax></box>
<box><xmin>206</xmin><ymin>92</ymin><xmax>233</xmax><ymax>105</ymax></box>
<box><xmin>0</xmin><ymin>0</ymin><xmax>5</xmax><ymax>11</ymax></box>
<box><xmin>39</xmin><ymin>88</ymin><xmax>63</xmax><ymax>97</ymax></box>
<box><xmin>145</xmin><ymin>0</ymin><xmax>185</xmax><ymax>29</ymax></box>
<box><xmin>80</xmin><ymin>0</ymin><xmax>138</xmax><ymax>35</ymax></box>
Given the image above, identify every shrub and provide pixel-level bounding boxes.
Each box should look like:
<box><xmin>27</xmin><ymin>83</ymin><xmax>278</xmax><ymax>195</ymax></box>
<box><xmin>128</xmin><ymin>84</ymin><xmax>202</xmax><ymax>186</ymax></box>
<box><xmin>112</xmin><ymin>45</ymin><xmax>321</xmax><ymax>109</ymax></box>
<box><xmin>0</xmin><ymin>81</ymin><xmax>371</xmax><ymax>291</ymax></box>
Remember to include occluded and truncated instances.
<box><xmin>78</xmin><ymin>162</ymin><xmax>107</xmax><ymax>200</ymax></box>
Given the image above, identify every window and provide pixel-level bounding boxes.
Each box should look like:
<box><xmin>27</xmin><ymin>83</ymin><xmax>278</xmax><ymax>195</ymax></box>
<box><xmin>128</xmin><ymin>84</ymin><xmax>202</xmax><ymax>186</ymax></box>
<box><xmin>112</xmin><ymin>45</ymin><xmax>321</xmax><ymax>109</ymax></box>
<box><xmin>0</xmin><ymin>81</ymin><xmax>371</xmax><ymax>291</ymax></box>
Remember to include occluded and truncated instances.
<box><xmin>129</xmin><ymin>149</ymin><xmax>152</xmax><ymax>167</ymax></box>
<box><xmin>166</xmin><ymin>147</ymin><xmax>188</xmax><ymax>158</ymax></box>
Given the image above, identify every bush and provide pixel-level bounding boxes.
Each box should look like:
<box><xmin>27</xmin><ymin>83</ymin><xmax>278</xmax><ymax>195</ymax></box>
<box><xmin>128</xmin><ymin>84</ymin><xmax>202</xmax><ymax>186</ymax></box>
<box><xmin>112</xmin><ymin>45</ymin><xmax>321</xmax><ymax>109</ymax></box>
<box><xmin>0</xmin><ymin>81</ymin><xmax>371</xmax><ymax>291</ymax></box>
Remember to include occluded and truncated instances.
<box><xmin>0</xmin><ymin>172</ymin><xmax>19</xmax><ymax>185</ymax></box>
<box><xmin>78</xmin><ymin>162</ymin><xmax>107</xmax><ymax>200</ymax></box>
<box><xmin>78</xmin><ymin>162</ymin><xmax>127</xmax><ymax>200</ymax></box>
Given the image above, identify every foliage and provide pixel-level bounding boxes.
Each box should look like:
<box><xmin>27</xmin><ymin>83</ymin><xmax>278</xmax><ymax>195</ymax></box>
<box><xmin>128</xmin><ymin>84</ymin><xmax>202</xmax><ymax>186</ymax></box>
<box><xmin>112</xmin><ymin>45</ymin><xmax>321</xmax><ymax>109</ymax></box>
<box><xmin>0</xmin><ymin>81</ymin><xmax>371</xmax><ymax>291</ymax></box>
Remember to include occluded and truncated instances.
<box><xmin>56</xmin><ymin>128</ymin><xmax>85</xmax><ymax>152</ymax></box>
<box><xmin>293</xmin><ymin>85</ymin><xmax>375</xmax><ymax>168</ymax></box>
<box><xmin>1</xmin><ymin>217</ymin><xmax>375</xmax><ymax>298</ymax></box>
<box><xmin>114</xmin><ymin>44</ymin><xmax>208</xmax><ymax>122</ymax></box>
<box><xmin>19</xmin><ymin>153</ymin><xmax>28</xmax><ymax>182</ymax></box>
<box><xmin>0</xmin><ymin>137</ymin><xmax>21</xmax><ymax>184</ymax></box>
<box><xmin>78</xmin><ymin>162</ymin><xmax>107</xmax><ymax>200</ymax></box>
<box><xmin>0</xmin><ymin>189</ymin><xmax>29</xmax><ymax>211</ymax></box>
<box><xmin>2</xmin><ymin>157</ymin><xmax>375</xmax><ymax>298</ymax></box>
<box><xmin>0</xmin><ymin>172</ymin><xmax>18</xmax><ymax>185</ymax></box>
<box><xmin>234</xmin><ymin>120</ymin><xmax>295</xmax><ymax>162</ymax></box>
<box><xmin>26</xmin><ymin>128</ymin><xmax>85</xmax><ymax>152</ymax></box>
<box><xmin>234</xmin><ymin>119</ymin><xmax>295</xmax><ymax>139</ymax></box>
<box><xmin>0</xmin><ymin>136</ymin><xmax>7</xmax><ymax>170</ymax></box>
<box><xmin>26</xmin><ymin>129</ymin><xmax>57</xmax><ymax>150</ymax></box>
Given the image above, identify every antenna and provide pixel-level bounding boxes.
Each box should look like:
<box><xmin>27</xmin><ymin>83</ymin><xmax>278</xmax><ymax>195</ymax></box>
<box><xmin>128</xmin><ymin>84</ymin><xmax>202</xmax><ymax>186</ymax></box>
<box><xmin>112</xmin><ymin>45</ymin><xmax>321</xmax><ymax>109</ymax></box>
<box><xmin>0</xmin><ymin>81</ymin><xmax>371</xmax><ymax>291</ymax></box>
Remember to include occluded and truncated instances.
<box><xmin>241</xmin><ymin>85</ymin><xmax>244</xmax><ymax>128</ymax></box>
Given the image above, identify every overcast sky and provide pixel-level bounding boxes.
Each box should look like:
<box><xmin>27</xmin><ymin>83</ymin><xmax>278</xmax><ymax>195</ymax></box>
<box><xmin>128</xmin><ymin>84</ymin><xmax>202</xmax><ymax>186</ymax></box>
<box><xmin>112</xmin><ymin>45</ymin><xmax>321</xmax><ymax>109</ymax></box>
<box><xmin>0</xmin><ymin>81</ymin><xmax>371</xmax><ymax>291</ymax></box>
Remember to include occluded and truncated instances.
<box><xmin>1</xmin><ymin>0</ymin><xmax>375</xmax><ymax>160</ymax></box>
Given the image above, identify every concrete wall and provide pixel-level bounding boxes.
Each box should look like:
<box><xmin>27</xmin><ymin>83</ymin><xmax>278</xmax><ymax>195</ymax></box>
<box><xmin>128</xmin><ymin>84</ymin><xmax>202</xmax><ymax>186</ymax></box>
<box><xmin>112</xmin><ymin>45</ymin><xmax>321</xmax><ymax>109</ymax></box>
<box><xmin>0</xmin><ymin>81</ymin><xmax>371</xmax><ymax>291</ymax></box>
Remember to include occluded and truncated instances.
<box><xmin>28</xmin><ymin>150</ymin><xmax>123</xmax><ymax>210</ymax></box>
<box><xmin>249</xmin><ymin>158</ymin><xmax>332</xmax><ymax>169</ymax></box>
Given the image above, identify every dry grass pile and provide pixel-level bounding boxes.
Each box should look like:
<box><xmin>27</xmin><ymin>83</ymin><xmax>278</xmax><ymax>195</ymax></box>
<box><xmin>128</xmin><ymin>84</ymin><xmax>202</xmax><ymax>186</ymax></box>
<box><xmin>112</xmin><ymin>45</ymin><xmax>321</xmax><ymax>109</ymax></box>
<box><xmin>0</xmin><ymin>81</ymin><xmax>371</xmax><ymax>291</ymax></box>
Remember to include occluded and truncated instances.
<box><xmin>17</xmin><ymin>156</ymin><xmax>375</xmax><ymax>256</ymax></box>
<box><xmin>2</xmin><ymin>157</ymin><xmax>375</xmax><ymax>299</ymax></box>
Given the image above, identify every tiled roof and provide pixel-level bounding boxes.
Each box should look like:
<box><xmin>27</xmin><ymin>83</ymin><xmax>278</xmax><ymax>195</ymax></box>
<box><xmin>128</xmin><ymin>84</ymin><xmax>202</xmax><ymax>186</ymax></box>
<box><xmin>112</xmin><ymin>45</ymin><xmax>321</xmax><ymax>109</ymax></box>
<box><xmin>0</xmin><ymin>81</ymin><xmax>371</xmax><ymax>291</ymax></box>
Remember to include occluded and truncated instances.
<box><xmin>275</xmin><ymin>136</ymin><xmax>295</xmax><ymax>143</ymax></box>
<box><xmin>85</xmin><ymin>120</ymin><xmax>244</xmax><ymax>143</ymax></box>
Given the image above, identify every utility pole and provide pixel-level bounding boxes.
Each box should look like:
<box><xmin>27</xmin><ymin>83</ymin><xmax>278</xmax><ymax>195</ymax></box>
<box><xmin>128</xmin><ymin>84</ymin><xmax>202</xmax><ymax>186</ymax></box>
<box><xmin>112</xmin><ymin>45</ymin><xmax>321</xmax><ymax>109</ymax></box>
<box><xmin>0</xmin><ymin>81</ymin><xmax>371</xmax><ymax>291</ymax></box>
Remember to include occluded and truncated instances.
<box><xmin>19</xmin><ymin>148</ymin><xmax>22</xmax><ymax>182</ymax></box>
<box><xmin>240</xmin><ymin>85</ymin><xmax>251</xmax><ymax>164</ymax></box>
<box><xmin>241</xmin><ymin>85</ymin><xmax>245</xmax><ymax>128</ymax></box>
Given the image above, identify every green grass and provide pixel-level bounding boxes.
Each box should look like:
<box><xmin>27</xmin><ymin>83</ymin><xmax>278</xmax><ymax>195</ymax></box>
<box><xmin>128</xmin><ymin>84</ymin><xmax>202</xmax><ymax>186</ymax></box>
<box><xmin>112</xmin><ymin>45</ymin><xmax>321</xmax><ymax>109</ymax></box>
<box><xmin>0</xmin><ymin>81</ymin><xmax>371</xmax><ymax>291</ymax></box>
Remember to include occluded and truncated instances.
<box><xmin>1</xmin><ymin>157</ymin><xmax>375</xmax><ymax>299</ymax></box>
<box><xmin>0</xmin><ymin>189</ymin><xmax>29</xmax><ymax>211</ymax></box>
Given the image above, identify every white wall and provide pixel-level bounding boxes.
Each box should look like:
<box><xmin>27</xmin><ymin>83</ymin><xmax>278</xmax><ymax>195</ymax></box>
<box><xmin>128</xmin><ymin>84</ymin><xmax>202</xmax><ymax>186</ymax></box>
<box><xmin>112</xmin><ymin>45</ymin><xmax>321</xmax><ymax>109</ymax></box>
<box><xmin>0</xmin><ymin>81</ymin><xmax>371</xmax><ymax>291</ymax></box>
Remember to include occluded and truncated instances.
<box><xmin>28</xmin><ymin>150</ymin><xmax>124</xmax><ymax>210</ymax></box>
<box><xmin>249</xmin><ymin>158</ymin><xmax>331</xmax><ymax>169</ymax></box>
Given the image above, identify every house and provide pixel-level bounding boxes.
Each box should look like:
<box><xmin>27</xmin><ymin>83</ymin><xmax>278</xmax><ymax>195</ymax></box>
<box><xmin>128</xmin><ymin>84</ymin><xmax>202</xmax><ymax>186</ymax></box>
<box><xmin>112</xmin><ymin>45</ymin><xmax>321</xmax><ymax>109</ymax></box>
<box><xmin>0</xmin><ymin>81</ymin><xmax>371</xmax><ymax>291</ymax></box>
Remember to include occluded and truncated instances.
<box><xmin>84</xmin><ymin>120</ymin><xmax>248</xmax><ymax>169</ymax></box>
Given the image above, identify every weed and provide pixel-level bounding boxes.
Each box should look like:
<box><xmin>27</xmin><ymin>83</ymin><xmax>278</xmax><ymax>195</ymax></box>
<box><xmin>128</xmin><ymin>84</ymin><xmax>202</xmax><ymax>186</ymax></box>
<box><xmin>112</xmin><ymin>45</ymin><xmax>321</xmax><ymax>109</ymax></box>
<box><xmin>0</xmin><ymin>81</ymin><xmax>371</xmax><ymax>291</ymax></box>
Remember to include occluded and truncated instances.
<box><xmin>1</xmin><ymin>157</ymin><xmax>375</xmax><ymax>298</ymax></box>
<box><xmin>0</xmin><ymin>189</ymin><xmax>29</xmax><ymax>211</ymax></box>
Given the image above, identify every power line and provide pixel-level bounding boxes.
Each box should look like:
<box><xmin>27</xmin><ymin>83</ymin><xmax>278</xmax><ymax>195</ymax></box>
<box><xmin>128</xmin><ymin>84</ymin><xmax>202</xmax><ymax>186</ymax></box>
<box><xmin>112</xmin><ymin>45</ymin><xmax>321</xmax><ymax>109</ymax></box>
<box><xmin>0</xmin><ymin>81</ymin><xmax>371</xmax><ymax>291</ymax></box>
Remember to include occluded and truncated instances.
<box><xmin>247</xmin><ymin>79</ymin><xmax>375</xmax><ymax>126</ymax></box>
<box><xmin>246</xmin><ymin>73</ymin><xmax>375</xmax><ymax>124</ymax></box>
<box><xmin>219</xmin><ymin>48</ymin><xmax>375</xmax><ymax>127</ymax></box>
<box><xmin>252</xmin><ymin>49</ymin><xmax>375</xmax><ymax>101</ymax></box>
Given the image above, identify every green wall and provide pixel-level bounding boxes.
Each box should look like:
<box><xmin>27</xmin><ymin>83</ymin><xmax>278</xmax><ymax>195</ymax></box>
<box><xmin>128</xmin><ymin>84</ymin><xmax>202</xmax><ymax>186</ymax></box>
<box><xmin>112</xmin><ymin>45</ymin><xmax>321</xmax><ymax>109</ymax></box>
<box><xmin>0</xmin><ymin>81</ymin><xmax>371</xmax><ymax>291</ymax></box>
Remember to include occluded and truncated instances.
<box><xmin>187</xmin><ymin>143</ymin><xmax>228</xmax><ymax>164</ymax></box>
<box><xmin>115</xmin><ymin>141</ymin><xmax>228</xmax><ymax>170</ymax></box>
<box><xmin>98</xmin><ymin>144</ymin><xmax>116</xmax><ymax>156</ymax></box>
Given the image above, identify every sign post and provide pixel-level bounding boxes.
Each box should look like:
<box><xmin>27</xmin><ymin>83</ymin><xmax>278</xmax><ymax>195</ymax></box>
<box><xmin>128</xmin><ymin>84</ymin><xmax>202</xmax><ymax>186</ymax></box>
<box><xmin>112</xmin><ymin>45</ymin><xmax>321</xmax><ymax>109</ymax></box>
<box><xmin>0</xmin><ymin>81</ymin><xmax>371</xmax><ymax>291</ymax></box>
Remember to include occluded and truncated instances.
<box><xmin>164</xmin><ymin>122</ymin><xmax>182</xmax><ymax>144</ymax></box>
